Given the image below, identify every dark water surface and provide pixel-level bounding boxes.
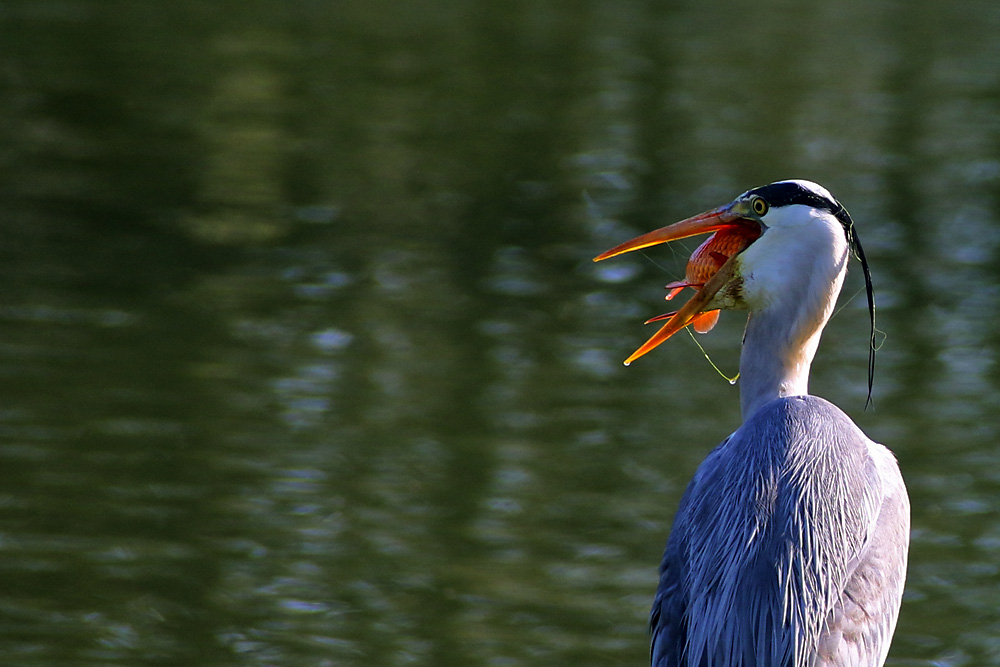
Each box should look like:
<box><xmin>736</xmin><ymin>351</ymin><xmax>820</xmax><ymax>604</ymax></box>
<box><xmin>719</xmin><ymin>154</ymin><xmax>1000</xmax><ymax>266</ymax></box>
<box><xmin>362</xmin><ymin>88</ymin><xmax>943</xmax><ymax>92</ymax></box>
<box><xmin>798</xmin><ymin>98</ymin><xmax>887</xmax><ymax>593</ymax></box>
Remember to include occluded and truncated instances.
<box><xmin>3</xmin><ymin>0</ymin><xmax>1000</xmax><ymax>665</ymax></box>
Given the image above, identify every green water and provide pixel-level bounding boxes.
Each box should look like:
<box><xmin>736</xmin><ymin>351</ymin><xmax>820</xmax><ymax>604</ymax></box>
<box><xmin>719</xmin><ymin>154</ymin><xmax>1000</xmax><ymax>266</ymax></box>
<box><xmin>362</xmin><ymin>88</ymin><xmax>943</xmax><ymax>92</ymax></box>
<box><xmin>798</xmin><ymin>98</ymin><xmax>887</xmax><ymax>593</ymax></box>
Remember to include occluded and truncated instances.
<box><xmin>2</xmin><ymin>0</ymin><xmax>1000</xmax><ymax>664</ymax></box>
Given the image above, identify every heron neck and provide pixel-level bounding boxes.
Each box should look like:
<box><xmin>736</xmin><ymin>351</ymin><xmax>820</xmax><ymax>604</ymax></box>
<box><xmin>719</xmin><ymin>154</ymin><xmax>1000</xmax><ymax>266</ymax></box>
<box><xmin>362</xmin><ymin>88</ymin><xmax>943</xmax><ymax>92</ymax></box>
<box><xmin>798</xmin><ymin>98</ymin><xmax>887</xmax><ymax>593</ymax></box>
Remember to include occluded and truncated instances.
<box><xmin>732</xmin><ymin>210</ymin><xmax>852</xmax><ymax>421</ymax></box>
<box><xmin>738</xmin><ymin>307</ymin><xmax>827</xmax><ymax>420</ymax></box>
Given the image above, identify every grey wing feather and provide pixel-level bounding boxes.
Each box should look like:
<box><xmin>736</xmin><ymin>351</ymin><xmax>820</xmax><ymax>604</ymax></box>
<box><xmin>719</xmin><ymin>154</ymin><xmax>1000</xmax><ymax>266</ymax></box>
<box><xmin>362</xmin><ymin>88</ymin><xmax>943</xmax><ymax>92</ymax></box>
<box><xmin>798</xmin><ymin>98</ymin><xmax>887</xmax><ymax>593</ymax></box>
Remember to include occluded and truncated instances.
<box><xmin>816</xmin><ymin>443</ymin><xmax>910</xmax><ymax>666</ymax></box>
<box><xmin>650</xmin><ymin>474</ymin><xmax>699</xmax><ymax>666</ymax></box>
<box><xmin>648</xmin><ymin>396</ymin><xmax>909</xmax><ymax>667</ymax></box>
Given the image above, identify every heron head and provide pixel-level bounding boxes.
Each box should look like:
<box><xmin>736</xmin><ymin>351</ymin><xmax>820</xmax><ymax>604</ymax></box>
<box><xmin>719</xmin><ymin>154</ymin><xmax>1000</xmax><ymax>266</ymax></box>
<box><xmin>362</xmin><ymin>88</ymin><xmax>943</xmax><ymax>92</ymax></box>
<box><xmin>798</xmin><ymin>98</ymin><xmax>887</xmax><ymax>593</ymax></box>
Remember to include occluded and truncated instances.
<box><xmin>594</xmin><ymin>180</ymin><xmax>873</xmax><ymax>369</ymax></box>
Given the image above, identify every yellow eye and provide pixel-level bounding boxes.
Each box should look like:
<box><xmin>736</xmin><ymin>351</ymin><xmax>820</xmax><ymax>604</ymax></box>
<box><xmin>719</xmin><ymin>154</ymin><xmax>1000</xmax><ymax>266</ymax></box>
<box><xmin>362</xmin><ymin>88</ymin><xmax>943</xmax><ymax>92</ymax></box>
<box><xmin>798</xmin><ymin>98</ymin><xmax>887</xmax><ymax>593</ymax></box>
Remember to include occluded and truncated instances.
<box><xmin>750</xmin><ymin>196</ymin><xmax>768</xmax><ymax>216</ymax></box>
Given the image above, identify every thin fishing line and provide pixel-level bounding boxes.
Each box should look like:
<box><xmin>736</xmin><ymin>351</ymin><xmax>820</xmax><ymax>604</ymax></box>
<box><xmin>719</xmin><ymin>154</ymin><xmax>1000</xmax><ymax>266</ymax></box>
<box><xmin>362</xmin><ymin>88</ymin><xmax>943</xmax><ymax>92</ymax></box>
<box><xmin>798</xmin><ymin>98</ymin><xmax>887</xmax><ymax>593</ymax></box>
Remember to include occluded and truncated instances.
<box><xmin>685</xmin><ymin>327</ymin><xmax>739</xmax><ymax>385</ymax></box>
<box><xmin>873</xmin><ymin>326</ymin><xmax>887</xmax><ymax>351</ymax></box>
<box><xmin>830</xmin><ymin>285</ymin><xmax>865</xmax><ymax>320</ymax></box>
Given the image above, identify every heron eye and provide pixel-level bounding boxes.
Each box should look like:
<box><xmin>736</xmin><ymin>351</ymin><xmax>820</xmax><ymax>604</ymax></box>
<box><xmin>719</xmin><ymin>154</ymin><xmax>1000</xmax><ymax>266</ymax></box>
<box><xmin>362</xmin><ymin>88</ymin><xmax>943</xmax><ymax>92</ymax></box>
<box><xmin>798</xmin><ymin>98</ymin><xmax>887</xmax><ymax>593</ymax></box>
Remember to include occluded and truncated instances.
<box><xmin>751</xmin><ymin>196</ymin><xmax>769</xmax><ymax>216</ymax></box>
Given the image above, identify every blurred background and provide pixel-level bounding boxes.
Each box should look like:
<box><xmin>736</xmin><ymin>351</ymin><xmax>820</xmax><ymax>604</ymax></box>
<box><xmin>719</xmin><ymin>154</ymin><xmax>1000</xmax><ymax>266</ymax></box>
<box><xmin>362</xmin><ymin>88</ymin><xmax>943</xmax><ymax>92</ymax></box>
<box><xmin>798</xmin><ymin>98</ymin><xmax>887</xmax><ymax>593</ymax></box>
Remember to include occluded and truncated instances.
<box><xmin>1</xmin><ymin>0</ymin><xmax>999</xmax><ymax>664</ymax></box>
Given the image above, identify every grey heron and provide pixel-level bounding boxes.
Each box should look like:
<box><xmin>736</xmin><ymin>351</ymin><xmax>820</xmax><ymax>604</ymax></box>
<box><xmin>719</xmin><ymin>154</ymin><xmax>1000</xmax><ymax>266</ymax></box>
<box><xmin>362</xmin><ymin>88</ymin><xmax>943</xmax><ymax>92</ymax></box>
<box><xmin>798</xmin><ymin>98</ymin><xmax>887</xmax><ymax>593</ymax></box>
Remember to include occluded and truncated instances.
<box><xmin>594</xmin><ymin>180</ymin><xmax>909</xmax><ymax>666</ymax></box>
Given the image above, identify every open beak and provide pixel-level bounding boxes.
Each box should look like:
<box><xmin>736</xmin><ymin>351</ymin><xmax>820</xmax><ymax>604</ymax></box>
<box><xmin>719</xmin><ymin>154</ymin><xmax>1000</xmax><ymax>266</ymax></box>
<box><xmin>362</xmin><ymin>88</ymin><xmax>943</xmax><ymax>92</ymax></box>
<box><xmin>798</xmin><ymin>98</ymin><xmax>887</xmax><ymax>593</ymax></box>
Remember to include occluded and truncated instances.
<box><xmin>593</xmin><ymin>203</ymin><xmax>760</xmax><ymax>365</ymax></box>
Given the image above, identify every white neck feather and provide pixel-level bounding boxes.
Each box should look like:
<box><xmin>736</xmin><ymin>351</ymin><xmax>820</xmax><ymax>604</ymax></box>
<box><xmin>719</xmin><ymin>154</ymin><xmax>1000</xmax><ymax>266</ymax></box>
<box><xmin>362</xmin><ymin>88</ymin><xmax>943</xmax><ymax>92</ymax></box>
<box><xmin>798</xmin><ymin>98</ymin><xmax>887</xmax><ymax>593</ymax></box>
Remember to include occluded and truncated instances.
<box><xmin>736</xmin><ymin>207</ymin><xmax>850</xmax><ymax>421</ymax></box>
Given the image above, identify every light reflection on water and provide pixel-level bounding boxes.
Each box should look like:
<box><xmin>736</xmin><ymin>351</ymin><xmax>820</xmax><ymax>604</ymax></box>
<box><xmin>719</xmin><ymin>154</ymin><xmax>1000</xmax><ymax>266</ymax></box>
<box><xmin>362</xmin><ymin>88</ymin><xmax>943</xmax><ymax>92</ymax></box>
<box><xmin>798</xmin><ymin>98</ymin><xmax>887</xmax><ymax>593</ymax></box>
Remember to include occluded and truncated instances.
<box><xmin>2</xmin><ymin>0</ymin><xmax>1000</xmax><ymax>665</ymax></box>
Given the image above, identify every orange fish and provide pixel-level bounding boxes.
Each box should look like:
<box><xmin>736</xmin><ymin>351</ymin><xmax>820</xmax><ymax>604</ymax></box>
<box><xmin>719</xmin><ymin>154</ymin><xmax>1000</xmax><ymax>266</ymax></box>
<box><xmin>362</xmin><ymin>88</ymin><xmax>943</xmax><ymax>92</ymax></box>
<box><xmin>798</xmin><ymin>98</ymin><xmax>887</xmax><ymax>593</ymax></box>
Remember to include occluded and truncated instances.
<box><xmin>651</xmin><ymin>227</ymin><xmax>760</xmax><ymax>333</ymax></box>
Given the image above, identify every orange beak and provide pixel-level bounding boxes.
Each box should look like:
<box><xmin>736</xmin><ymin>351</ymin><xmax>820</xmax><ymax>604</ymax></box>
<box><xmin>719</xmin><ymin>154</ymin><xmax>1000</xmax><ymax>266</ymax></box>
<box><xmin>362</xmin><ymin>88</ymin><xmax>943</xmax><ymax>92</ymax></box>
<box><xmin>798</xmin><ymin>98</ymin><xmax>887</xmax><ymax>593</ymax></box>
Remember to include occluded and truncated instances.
<box><xmin>593</xmin><ymin>204</ymin><xmax>760</xmax><ymax>365</ymax></box>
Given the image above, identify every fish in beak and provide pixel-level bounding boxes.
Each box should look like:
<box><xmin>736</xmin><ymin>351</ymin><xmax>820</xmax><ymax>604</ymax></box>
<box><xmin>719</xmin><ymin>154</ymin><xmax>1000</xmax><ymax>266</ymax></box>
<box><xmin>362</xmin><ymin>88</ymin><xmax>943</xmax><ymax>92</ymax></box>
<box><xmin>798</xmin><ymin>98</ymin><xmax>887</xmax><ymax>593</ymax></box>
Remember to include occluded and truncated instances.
<box><xmin>594</xmin><ymin>202</ymin><xmax>762</xmax><ymax>365</ymax></box>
